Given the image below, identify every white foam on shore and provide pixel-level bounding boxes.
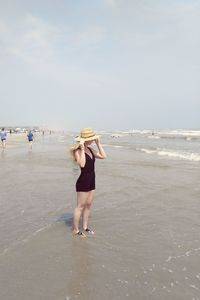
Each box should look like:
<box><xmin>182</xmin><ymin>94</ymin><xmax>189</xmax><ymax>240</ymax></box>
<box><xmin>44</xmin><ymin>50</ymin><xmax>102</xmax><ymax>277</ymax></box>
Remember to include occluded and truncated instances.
<box><xmin>103</xmin><ymin>144</ymin><xmax>125</xmax><ymax>148</ymax></box>
<box><xmin>139</xmin><ymin>148</ymin><xmax>200</xmax><ymax>162</ymax></box>
<box><xmin>107</xmin><ymin>129</ymin><xmax>200</xmax><ymax>138</ymax></box>
<box><xmin>147</xmin><ymin>135</ymin><xmax>160</xmax><ymax>139</ymax></box>
<box><xmin>139</xmin><ymin>148</ymin><xmax>156</xmax><ymax>155</ymax></box>
<box><xmin>157</xmin><ymin>129</ymin><xmax>200</xmax><ymax>137</ymax></box>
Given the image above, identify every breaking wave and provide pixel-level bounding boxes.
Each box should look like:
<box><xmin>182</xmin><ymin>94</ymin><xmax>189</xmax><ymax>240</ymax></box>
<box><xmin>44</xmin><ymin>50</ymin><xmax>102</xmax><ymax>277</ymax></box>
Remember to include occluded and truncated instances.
<box><xmin>139</xmin><ymin>148</ymin><xmax>200</xmax><ymax>162</ymax></box>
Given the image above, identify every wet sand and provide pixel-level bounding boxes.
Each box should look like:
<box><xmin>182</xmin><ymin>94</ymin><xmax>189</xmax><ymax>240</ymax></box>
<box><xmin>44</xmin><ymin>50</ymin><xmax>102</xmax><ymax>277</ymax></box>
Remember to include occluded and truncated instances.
<box><xmin>1</xmin><ymin>133</ymin><xmax>28</xmax><ymax>149</ymax></box>
<box><xmin>0</xmin><ymin>134</ymin><xmax>200</xmax><ymax>299</ymax></box>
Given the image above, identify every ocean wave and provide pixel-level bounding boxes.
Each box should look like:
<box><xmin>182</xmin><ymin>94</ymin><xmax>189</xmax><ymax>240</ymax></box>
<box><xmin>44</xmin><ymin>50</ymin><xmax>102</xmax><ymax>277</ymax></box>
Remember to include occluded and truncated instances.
<box><xmin>103</xmin><ymin>144</ymin><xmax>125</xmax><ymax>148</ymax></box>
<box><xmin>147</xmin><ymin>135</ymin><xmax>160</xmax><ymax>139</ymax></box>
<box><xmin>140</xmin><ymin>130</ymin><xmax>200</xmax><ymax>141</ymax></box>
<box><xmin>139</xmin><ymin>148</ymin><xmax>200</xmax><ymax>162</ymax></box>
<box><xmin>157</xmin><ymin>130</ymin><xmax>200</xmax><ymax>137</ymax></box>
<box><xmin>103</xmin><ymin>129</ymin><xmax>200</xmax><ymax>141</ymax></box>
<box><xmin>139</xmin><ymin>148</ymin><xmax>156</xmax><ymax>155</ymax></box>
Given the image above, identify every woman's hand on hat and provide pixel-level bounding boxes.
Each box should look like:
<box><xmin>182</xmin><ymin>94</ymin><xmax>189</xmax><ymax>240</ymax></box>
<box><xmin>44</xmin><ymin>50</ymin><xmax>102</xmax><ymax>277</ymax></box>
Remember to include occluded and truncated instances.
<box><xmin>79</xmin><ymin>138</ymin><xmax>85</xmax><ymax>150</ymax></box>
<box><xmin>95</xmin><ymin>137</ymin><xmax>100</xmax><ymax>145</ymax></box>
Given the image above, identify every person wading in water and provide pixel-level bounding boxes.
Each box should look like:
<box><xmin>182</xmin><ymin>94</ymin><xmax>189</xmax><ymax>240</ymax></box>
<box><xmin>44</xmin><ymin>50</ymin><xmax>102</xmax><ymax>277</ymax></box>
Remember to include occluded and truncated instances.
<box><xmin>70</xmin><ymin>128</ymin><xmax>107</xmax><ymax>237</ymax></box>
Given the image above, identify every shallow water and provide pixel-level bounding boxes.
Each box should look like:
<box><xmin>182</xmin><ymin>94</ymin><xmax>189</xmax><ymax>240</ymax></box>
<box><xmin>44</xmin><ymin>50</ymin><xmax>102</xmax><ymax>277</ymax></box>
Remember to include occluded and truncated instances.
<box><xmin>0</xmin><ymin>131</ymin><xmax>200</xmax><ymax>299</ymax></box>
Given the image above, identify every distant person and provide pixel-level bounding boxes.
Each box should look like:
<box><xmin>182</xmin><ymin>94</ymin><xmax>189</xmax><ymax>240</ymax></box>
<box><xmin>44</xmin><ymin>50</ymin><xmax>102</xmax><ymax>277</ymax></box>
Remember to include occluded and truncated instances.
<box><xmin>70</xmin><ymin>128</ymin><xmax>107</xmax><ymax>237</ymax></box>
<box><xmin>0</xmin><ymin>128</ymin><xmax>7</xmax><ymax>149</ymax></box>
<box><xmin>9</xmin><ymin>129</ymin><xmax>12</xmax><ymax>135</ymax></box>
<box><xmin>27</xmin><ymin>130</ymin><xmax>34</xmax><ymax>149</ymax></box>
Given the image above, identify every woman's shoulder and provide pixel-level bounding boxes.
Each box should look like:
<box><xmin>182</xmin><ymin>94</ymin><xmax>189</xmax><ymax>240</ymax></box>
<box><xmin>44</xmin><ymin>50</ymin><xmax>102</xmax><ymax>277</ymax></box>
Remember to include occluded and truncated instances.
<box><xmin>75</xmin><ymin>147</ymin><xmax>84</xmax><ymax>158</ymax></box>
<box><xmin>74</xmin><ymin>148</ymin><xmax>81</xmax><ymax>154</ymax></box>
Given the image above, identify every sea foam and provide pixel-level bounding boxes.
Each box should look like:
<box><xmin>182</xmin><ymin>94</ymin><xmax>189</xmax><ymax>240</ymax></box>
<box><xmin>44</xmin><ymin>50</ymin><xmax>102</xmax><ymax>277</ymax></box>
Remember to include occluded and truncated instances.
<box><xmin>139</xmin><ymin>148</ymin><xmax>200</xmax><ymax>162</ymax></box>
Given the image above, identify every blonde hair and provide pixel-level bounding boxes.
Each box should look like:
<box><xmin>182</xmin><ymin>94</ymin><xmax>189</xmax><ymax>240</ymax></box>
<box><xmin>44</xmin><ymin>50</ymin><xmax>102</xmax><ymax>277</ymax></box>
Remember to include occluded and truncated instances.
<box><xmin>69</xmin><ymin>143</ymin><xmax>80</xmax><ymax>161</ymax></box>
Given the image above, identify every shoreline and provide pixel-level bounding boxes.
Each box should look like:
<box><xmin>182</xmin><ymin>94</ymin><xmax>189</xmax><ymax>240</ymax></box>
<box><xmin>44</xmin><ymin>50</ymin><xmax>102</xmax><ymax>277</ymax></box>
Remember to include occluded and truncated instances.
<box><xmin>1</xmin><ymin>133</ymin><xmax>29</xmax><ymax>149</ymax></box>
<box><xmin>0</xmin><ymin>134</ymin><xmax>200</xmax><ymax>299</ymax></box>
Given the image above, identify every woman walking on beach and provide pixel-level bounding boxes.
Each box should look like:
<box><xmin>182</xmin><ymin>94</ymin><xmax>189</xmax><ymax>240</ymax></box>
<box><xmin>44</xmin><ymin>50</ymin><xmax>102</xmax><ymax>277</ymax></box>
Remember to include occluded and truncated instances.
<box><xmin>0</xmin><ymin>128</ymin><xmax>7</xmax><ymax>149</ymax></box>
<box><xmin>70</xmin><ymin>128</ymin><xmax>107</xmax><ymax>237</ymax></box>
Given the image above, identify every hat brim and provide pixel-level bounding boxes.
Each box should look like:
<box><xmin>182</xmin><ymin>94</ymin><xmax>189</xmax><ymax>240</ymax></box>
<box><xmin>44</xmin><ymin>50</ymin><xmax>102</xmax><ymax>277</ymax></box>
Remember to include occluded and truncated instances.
<box><xmin>75</xmin><ymin>134</ymin><xmax>99</xmax><ymax>142</ymax></box>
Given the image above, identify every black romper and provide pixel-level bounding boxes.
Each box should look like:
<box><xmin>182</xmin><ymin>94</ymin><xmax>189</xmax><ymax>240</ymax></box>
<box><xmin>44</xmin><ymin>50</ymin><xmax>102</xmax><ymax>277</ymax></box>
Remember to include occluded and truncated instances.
<box><xmin>76</xmin><ymin>147</ymin><xmax>96</xmax><ymax>192</ymax></box>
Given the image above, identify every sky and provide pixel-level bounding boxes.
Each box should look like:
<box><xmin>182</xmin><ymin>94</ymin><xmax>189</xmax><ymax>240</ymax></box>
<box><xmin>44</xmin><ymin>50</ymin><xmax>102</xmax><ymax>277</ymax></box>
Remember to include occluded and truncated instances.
<box><xmin>0</xmin><ymin>0</ymin><xmax>199</xmax><ymax>131</ymax></box>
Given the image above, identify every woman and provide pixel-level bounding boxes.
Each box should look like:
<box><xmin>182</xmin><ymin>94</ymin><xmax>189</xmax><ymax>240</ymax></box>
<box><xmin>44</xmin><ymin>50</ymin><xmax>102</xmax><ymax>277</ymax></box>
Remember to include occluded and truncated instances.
<box><xmin>70</xmin><ymin>128</ymin><xmax>107</xmax><ymax>237</ymax></box>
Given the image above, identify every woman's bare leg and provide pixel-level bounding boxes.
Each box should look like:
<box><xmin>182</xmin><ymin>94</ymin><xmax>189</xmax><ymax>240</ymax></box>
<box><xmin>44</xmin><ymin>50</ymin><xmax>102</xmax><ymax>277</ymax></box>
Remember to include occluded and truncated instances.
<box><xmin>82</xmin><ymin>190</ymin><xmax>94</xmax><ymax>231</ymax></box>
<box><xmin>73</xmin><ymin>192</ymin><xmax>89</xmax><ymax>234</ymax></box>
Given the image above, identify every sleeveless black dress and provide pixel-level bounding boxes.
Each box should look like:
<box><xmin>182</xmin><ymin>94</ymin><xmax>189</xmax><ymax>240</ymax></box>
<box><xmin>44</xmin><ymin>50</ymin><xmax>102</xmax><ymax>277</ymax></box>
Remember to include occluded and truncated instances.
<box><xmin>76</xmin><ymin>147</ymin><xmax>95</xmax><ymax>192</ymax></box>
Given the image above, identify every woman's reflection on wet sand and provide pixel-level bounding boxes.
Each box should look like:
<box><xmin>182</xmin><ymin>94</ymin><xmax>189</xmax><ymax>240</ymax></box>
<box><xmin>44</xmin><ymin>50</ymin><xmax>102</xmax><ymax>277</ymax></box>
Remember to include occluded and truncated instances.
<box><xmin>66</xmin><ymin>239</ymin><xmax>95</xmax><ymax>300</ymax></box>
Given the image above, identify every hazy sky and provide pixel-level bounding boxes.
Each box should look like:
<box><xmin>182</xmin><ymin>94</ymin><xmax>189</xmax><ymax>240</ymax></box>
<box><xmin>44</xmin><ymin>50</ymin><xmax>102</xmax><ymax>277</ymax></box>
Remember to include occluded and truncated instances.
<box><xmin>0</xmin><ymin>0</ymin><xmax>199</xmax><ymax>131</ymax></box>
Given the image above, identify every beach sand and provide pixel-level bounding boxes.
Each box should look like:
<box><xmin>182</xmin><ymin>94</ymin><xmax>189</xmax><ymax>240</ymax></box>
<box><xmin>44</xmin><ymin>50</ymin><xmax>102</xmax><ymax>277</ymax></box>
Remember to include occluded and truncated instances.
<box><xmin>0</xmin><ymin>133</ymin><xmax>200</xmax><ymax>299</ymax></box>
<box><xmin>1</xmin><ymin>133</ymin><xmax>28</xmax><ymax>149</ymax></box>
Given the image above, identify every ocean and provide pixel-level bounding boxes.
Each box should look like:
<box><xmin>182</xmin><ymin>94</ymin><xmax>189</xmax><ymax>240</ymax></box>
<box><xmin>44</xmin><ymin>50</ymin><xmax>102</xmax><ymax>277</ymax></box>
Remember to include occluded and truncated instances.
<box><xmin>0</xmin><ymin>129</ymin><xmax>200</xmax><ymax>299</ymax></box>
<box><xmin>103</xmin><ymin>128</ymin><xmax>200</xmax><ymax>162</ymax></box>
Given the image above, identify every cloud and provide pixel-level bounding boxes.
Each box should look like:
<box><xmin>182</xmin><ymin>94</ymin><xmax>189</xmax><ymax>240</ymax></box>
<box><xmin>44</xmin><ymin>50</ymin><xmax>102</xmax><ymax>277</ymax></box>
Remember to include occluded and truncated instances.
<box><xmin>1</xmin><ymin>13</ymin><xmax>107</xmax><ymax>65</ymax></box>
<box><xmin>5</xmin><ymin>14</ymin><xmax>61</xmax><ymax>64</ymax></box>
<box><xmin>0</xmin><ymin>13</ymin><xmax>111</xmax><ymax>88</ymax></box>
<box><xmin>0</xmin><ymin>19</ymin><xmax>8</xmax><ymax>34</ymax></box>
<box><xmin>72</xmin><ymin>26</ymin><xmax>106</xmax><ymax>48</ymax></box>
<box><xmin>105</xmin><ymin>0</ymin><xmax>117</xmax><ymax>9</ymax></box>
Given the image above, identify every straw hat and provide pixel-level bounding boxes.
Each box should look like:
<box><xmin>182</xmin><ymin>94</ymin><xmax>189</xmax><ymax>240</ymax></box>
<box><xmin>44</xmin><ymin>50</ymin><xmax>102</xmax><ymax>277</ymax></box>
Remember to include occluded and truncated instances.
<box><xmin>69</xmin><ymin>128</ymin><xmax>98</xmax><ymax>160</ymax></box>
<box><xmin>75</xmin><ymin>128</ymin><xmax>99</xmax><ymax>142</ymax></box>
